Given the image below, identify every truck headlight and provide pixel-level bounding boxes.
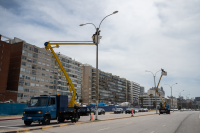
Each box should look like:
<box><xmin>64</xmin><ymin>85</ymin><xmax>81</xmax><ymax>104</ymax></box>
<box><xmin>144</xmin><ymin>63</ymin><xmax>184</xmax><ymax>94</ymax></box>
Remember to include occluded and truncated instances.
<box><xmin>38</xmin><ymin>111</ymin><xmax>43</xmax><ymax>114</ymax></box>
<box><xmin>23</xmin><ymin>111</ymin><xmax>25</xmax><ymax>114</ymax></box>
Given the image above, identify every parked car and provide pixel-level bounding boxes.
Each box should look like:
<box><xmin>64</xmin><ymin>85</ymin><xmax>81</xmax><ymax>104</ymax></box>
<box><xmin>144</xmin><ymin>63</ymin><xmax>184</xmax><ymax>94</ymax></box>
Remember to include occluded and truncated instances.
<box><xmin>134</xmin><ymin>108</ymin><xmax>139</xmax><ymax>113</ymax></box>
<box><xmin>114</xmin><ymin>108</ymin><xmax>123</xmax><ymax>114</ymax></box>
<box><xmin>94</xmin><ymin>108</ymin><xmax>105</xmax><ymax>115</ymax></box>
<box><xmin>143</xmin><ymin>108</ymin><xmax>148</xmax><ymax>112</ymax></box>
<box><xmin>139</xmin><ymin>108</ymin><xmax>144</xmax><ymax>112</ymax></box>
<box><xmin>125</xmin><ymin>108</ymin><xmax>135</xmax><ymax>114</ymax></box>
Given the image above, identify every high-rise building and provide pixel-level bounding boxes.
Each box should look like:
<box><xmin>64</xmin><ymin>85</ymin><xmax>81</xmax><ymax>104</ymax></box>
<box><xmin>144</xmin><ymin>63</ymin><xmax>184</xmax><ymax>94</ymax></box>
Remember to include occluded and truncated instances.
<box><xmin>140</xmin><ymin>86</ymin><xmax>145</xmax><ymax>95</ymax></box>
<box><xmin>81</xmin><ymin>64</ymin><xmax>133</xmax><ymax>105</ymax></box>
<box><xmin>132</xmin><ymin>82</ymin><xmax>141</xmax><ymax>105</ymax></box>
<box><xmin>0</xmin><ymin>35</ymin><xmax>82</xmax><ymax>103</ymax></box>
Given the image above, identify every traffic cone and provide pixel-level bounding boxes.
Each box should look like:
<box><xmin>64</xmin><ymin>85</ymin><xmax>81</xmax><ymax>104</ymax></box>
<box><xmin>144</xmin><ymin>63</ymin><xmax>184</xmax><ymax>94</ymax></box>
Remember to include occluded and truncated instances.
<box><xmin>91</xmin><ymin>114</ymin><xmax>93</xmax><ymax>120</ymax></box>
<box><xmin>169</xmin><ymin>111</ymin><xmax>170</xmax><ymax>115</ymax></box>
<box><xmin>159</xmin><ymin>113</ymin><xmax>160</xmax><ymax>115</ymax></box>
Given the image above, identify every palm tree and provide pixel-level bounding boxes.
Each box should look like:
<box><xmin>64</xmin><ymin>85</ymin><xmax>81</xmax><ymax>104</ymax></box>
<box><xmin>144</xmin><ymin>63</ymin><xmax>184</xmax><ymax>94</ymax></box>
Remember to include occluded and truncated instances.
<box><xmin>139</xmin><ymin>97</ymin><xmax>144</xmax><ymax>108</ymax></box>
<box><xmin>149</xmin><ymin>94</ymin><xmax>153</xmax><ymax>109</ymax></box>
<box><xmin>153</xmin><ymin>101</ymin><xmax>156</xmax><ymax>108</ymax></box>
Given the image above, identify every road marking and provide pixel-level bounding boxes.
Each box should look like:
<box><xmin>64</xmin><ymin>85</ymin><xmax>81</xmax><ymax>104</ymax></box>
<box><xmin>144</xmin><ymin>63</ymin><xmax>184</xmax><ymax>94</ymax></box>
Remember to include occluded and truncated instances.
<box><xmin>150</xmin><ymin>131</ymin><xmax>154</xmax><ymax>133</ymax></box>
<box><xmin>0</xmin><ymin>126</ymin><xmax>6</xmax><ymax>127</ymax></box>
<box><xmin>98</xmin><ymin>127</ymin><xmax>110</xmax><ymax>131</ymax></box>
<box><xmin>126</xmin><ymin>122</ymin><xmax>132</xmax><ymax>124</ymax></box>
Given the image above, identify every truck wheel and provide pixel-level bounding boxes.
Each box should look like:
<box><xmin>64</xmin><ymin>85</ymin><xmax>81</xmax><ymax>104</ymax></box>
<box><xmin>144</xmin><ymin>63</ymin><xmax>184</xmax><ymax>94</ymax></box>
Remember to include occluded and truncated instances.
<box><xmin>24</xmin><ymin>121</ymin><xmax>32</xmax><ymax>126</ymax></box>
<box><xmin>42</xmin><ymin>116</ymin><xmax>50</xmax><ymax>125</ymax></box>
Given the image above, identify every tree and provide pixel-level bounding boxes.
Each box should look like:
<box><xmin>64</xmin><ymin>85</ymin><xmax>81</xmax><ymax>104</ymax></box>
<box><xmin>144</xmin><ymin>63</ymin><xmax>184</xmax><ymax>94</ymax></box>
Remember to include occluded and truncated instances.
<box><xmin>139</xmin><ymin>97</ymin><xmax>144</xmax><ymax>108</ymax></box>
<box><xmin>178</xmin><ymin>105</ymin><xmax>182</xmax><ymax>110</ymax></box>
<box><xmin>153</xmin><ymin>101</ymin><xmax>156</xmax><ymax>108</ymax></box>
<box><xmin>149</xmin><ymin>94</ymin><xmax>153</xmax><ymax>109</ymax></box>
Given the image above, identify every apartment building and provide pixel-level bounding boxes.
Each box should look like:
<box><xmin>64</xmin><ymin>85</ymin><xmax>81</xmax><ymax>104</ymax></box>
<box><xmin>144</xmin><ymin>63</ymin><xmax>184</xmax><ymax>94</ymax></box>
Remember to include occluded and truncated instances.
<box><xmin>82</xmin><ymin>64</ymin><xmax>134</xmax><ymax>105</ymax></box>
<box><xmin>132</xmin><ymin>82</ymin><xmax>141</xmax><ymax>105</ymax></box>
<box><xmin>0</xmin><ymin>35</ymin><xmax>83</xmax><ymax>103</ymax></box>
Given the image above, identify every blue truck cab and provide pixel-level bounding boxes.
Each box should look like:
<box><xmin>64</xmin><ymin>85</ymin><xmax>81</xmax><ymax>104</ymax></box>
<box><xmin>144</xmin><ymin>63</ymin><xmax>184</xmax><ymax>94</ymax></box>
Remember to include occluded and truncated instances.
<box><xmin>159</xmin><ymin>104</ymin><xmax>170</xmax><ymax>114</ymax></box>
<box><xmin>22</xmin><ymin>95</ymin><xmax>88</xmax><ymax>125</ymax></box>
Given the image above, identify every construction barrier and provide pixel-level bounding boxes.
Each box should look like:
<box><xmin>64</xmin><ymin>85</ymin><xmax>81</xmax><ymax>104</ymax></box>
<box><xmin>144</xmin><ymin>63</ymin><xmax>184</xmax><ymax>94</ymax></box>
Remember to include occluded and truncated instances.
<box><xmin>0</xmin><ymin>103</ymin><xmax>27</xmax><ymax>115</ymax></box>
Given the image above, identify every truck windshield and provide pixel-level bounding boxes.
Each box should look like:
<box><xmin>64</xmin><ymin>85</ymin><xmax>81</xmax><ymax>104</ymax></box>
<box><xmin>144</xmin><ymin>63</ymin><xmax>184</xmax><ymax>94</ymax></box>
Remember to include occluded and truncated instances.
<box><xmin>28</xmin><ymin>97</ymin><xmax>48</xmax><ymax>107</ymax></box>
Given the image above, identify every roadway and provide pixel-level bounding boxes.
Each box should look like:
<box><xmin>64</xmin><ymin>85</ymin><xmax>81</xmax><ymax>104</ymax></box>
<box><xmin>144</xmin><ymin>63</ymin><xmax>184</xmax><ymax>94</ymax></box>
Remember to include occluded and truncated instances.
<box><xmin>23</xmin><ymin>111</ymin><xmax>200</xmax><ymax>133</ymax></box>
<box><xmin>0</xmin><ymin>111</ymin><xmax>153</xmax><ymax>131</ymax></box>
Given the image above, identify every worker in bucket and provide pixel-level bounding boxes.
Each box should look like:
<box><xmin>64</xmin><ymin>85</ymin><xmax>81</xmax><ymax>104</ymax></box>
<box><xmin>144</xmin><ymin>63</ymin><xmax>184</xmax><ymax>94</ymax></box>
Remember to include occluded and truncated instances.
<box><xmin>92</xmin><ymin>30</ymin><xmax>101</xmax><ymax>43</ymax></box>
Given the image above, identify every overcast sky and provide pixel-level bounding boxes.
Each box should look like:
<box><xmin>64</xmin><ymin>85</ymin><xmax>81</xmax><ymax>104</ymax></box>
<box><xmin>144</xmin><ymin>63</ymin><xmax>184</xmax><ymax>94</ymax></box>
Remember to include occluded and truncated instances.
<box><xmin>0</xmin><ymin>0</ymin><xmax>199</xmax><ymax>99</ymax></box>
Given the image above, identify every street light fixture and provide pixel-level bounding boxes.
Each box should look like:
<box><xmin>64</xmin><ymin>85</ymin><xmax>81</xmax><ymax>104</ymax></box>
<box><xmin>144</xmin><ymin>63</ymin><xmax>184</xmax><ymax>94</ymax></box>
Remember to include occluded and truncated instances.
<box><xmin>80</xmin><ymin>11</ymin><xmax>118</xmax><ymax>120</ymax></box>
<box><xmin>145</xmin><ymin>70</ymin><xmax>161</xmax><ymax>114</ymax></box>
<box><xmin>164</xmin><ymin>83</ymin><xmax>178</xmax><ymax>111</ymax></box>
<box><xmin>176</xmin><ymin>90</ymin><xmax>184</xmax><ymax>110</ymax></box>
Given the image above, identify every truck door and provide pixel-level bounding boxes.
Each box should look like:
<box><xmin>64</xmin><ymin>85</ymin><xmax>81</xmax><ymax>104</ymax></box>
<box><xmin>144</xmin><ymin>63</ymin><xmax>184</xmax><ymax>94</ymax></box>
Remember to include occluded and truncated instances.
<box><xmin>48</xmin><ymin>97</ymin><xmax>57</xmax><ymax>119</ymax></box>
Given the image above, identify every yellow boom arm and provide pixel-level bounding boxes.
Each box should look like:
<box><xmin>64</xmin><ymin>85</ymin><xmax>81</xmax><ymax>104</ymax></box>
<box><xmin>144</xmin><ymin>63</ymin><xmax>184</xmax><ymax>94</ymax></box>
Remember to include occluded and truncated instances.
<box><xmin>156</xmin><ymin>75</ymin><xmax>167</xmax><ymax>108</ymax></box>
<box><xmin>44</xmin><ymin>41</ymin><xmax>95</xmax><ymax>107</ymax></box>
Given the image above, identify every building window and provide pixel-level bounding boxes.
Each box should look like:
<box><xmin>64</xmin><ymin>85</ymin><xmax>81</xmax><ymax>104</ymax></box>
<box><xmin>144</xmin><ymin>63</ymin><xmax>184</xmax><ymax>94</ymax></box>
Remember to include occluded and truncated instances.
<box><xmin>34</xmin><ymin>48</ymin><xmax>38</xmax><ymax>53</ymax></box>
<box><xmin>27</xmin><ymin>58</ymin><xmax>32</xmax><ymax>62</ymax></box>
<box><xmin>47</xmin><ymin>58</ymin><xmax>50</xmax><ymax>61</ymax></box>
<box><xmin>38</xmin><ymin>62</ymin><xmax>41</xmax><ymax>64</ymax></box>
<box><xmin>42</xmin><ymin>68</ymin><xmax>45</xmax><ymax>71</ymax></box>
<box><xmin>33</xmin><ymin>59</ymin><xmax>37</xmax><ymax>64</ymax></box>
<box><xmin>39</xmin><ymin>50</ymin><xmax>42</xmax><ymax>53</ymax></box>
<box><xmin>42</xmin><ymin>73</ymin><xmax>45</xmax><ymax>76</ymax></box>
<box><xmin>36</xmin><ymin>78</ymin><xmax>40</xmax><ymax>81</ymax></box>
<box><xmin>17</xmin><ymin>93</ymin><xmax>23</xmax><ymax>97</ymax></box>
<box><xmin>43</xmin><ymin>52</ymin><xmax>46</xmax><ymax>55</ymax></box>
<box><xmin>24</xmin><ymin>95</ymin><xmax>29</xmax><ymax>97</ymax></box>
<box><xmin>44</xmin><ymin>91</ymin><xmax>48</xmax><ymax>93</ymax></box>
<box><xmin>18</xmin><ymin>86</ymin><xmax>23</xmax><ymax>90</ymax></box>
<box><xmin>29</xmin><ymin>47</ymin><xmax>33</xmax><ymax>51</ymax></box>
<box><xmin>30</xmin><ymin>83</ymin><xmax>35</xmax><ymax>86</ymax></box>
<box><xmin>45</xmin><ymin>80</ymin><xmax>49</xmax><ymax>82</ymax></box>
<box><xmin>47</xmin><ymin>64</ymin><xmax>50</xmax><ymax>66</ymax></box>
<box><xmin>45</xmin><ymin>85</ymin><xmax>48</xmax><ymax>88</ymax></box>
<box><xmin>30</xmin><ymin>89</ymin><xmax>35</xmax><ymax>93</ymax></box>
<box><xmin>42</xmin><ymin>63</ymin><xmax>45</xmax><ymax>65</ymax></box>
<box><xmin>26</xmin><ymin>76</ymin><xmax>30</xmax><ymax>80</ymax></box>
<box><xmin>35</xmin><ymin>89</ymin><xmax>39</xmax><ymax>92</ymax></box>
<box><xmin>23</xmin><ymin>44</ymin><xmax>28</xmax><ymax>48</ymax></box>
<box><xmin>36</xmin><ymin>84</ymin><xmax>39</xmax><ymax>87</ymax></box>
<box><xmin>41</xmin><ymin>79</ymin><xmax>44</xmax><ymax>81</ymax></box>
<box><xmin>28</xmin><ymin>53</ymin><xmax>32</xmax><ymax>57</ymax></box>
<box><xmin>27</xmin><ymin>64</ymin><xmax>32</xmax><ymax>68</ymax></box>
<box><xmin>25</xmin><ymin>82</ymin><xmax>30</xmax><ymax>86</ymax></box>
<box><xmin>41</xmin><ymin>85</ymin><xmax>44</xmax><ymax>87</ymax></box>
<box><xmin>33</xmin><ymin>53</ymin><xmax>38</xmax><ymax>58</ymax></box>
<box><xmin>37</xmin><ymin>72</ymin><xmax>40</xmax><ymax>75</ymax></box>
<box><xmin>22</xmin><ymin>56</ymin><xmax>27</xmax><ymax>60</ymax></box>
<box><xmin>31</xmin><ymin>76</ymin><xmax>35</xmax><ymax>80</ymax></box>
<box><xmin>21</xmin><ymin>62</ymin><xmax>26</xmax><ymax>66</ymax></box>
<box><xmin>22</xmin><ymin>50</ymin><xmax>27</xmax><ymax>54</ymax></box>
<box><xmin>19</xmin><ymin>80</ymin><xmax>24</xmax><ymax>85</ymax></box>
<box><xmin>50</xmin><ymin>75</ymin><xmax>53</xmax><ymax>78</ymax></box>
<box><xmin>32</xmin><ymin>70</ymin><xmax>36</xmax><ymax>75</ymax></box>
<box><xmin>20</xmin><ymin>74</ymin><xmax>25</xmax><ymax>79</ymax></box>
<box><xmin>20</xmin><ymin>68</ymin><xmax>26</xmax><ymax>72</ymax></box>
<box><xmin>26</xmin><ymin>69</ymin><xmax>31</xmax><ymax>74</ymax></box>
<box><xmin>46</xmin><ymin>74</ymin><xmax>49</xmax><ymax>77</ymax></box>
<box><xmin>24</xmin><ymin>88</ymin><xmax>29</xmax><ymax>92</ymax></box>
<box><xmin>46</xmin><ymin>69</ymin><xmax>49</xmax><ymax>72</ymax></box>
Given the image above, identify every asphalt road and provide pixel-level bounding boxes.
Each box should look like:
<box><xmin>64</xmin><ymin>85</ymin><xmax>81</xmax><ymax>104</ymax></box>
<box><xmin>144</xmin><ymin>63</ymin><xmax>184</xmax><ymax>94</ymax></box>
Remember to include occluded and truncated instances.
<box><xmin>22</xmin><ymin>111</ymin><xmax>200</xmax><ymax>133</ymax></box>
<box><xmin>0</xmin><ymin>111</ymin><xmax>153</xmax><ymax>131</ymax></box>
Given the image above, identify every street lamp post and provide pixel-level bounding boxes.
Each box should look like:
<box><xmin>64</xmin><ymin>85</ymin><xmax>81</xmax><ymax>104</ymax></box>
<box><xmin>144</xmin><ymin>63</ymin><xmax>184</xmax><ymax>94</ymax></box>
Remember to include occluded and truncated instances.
<box><xmin>184</xmin><ymin>94</ymin><xmax>190</xmax><ymax>108</ymax></box>
<box><xmin>80</xmin><ymin>11</ymin><xmax>118</xmax><ymax>120</ymax></box>
<box><xmin>164</xmin><ymin>83</ymin><xmax>178</xmax><ymax>111</ymax></box>
<box><xmin>176</xmin><ymin>90</ymin><xmax>184</xmax><ymax>110</ymax></box>
<box><xmin>145</xmin><ymin>70</ymin><xmax>161</xmax><ymax>114</ymax></box>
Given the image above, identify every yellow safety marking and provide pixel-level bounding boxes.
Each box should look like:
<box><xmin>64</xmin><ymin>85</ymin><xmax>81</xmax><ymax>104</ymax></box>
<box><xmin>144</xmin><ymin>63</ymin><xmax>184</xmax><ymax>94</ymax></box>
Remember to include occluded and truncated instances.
<box><xmin>48</xmin><ymin>43</ymin><xmax>95</xmax><ymax>45</ymax></box>
<box><xmin>75</xmin><ymin>122</ymin><xmax>81</xmax><ymax>125</ymax></box>
<box><xmin>17</xmin><ymin>129</ymin><xmax>30</xmax><ymax>132</ymax></box>
<box><xmin>42</xmin><ymin>126</ymin><xmax>53</xmax><ymax>129</ymax></box>
<box><xmin>49</xmin><ymin>41</ymin><xmax>93</xmax><ymax>42</ymax></box>
<box><xmin>60</xmin><ymin>124</ymin><xmax>68</xmax><ymax>127</ymax></box>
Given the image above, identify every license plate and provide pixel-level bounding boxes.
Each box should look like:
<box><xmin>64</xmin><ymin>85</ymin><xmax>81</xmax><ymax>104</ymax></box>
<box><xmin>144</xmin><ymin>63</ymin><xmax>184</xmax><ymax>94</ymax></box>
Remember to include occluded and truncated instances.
<box><xmin>27</xmin><ymin>117</ymin><xmax>32</xmax><ymax>119</ymax></box>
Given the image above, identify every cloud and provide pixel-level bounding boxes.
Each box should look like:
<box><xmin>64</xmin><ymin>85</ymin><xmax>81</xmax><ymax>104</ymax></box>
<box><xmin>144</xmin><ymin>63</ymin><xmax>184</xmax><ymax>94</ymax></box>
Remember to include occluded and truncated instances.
<box><xmin>0</xmin><ymin>0</ymin><xmax>199</xmax><ymax>98</ymax></box>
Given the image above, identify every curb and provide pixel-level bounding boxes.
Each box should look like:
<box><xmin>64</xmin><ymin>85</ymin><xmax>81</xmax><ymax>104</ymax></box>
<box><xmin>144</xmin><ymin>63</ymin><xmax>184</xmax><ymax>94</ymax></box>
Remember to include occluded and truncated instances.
<box><xmin>0</xmin><ymin>113</ymin><xmax>156</xmax><ymax>133</ymax></box>
<box><xmin>0</xmin><ymin>118</ymin><xmax>22</xmax><ymax>121</ymax></box>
